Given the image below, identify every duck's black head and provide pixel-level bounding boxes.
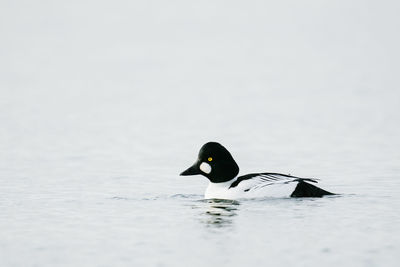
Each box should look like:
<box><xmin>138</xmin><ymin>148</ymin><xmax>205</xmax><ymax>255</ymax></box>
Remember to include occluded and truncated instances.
<box><xmin>180</xmin><ymin>142</ymin><xmax>239</xmax><ymax>183</ymax></box>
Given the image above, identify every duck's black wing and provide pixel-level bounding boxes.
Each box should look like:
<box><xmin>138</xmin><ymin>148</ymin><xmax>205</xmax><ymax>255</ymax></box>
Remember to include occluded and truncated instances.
<box><xmin>290</xmin><ymin>180</ymin><xmax>334</xmax><ymax>197</ymax></box>
<box><xmin>229</xmin><ymin>173</ymin><xmax>334</xmax><ymax>197</ymax></box>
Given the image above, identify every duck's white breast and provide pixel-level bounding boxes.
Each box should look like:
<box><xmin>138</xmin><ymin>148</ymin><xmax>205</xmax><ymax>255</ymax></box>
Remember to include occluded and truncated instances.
<box><xmin>204</xmin><ymin>181</ymin><xmax>235</xmax><ymax>199</ymax></box>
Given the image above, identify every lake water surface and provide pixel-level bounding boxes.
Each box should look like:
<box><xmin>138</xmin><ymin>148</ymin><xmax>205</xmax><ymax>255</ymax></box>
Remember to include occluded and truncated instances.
<box><xmin>1</xmin><ymin>1</ymin><xmax>400</xmax><ymax>266</ymax></box>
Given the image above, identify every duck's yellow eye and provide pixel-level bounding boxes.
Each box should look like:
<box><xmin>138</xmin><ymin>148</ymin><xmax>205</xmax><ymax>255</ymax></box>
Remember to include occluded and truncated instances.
<box><xmin>208</xmin><ymin>157</ymin><xmax>213</xmax><ymax>162</ymax></box>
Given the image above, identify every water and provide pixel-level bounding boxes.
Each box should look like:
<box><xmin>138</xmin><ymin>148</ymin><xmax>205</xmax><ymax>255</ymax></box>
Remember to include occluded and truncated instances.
<box><xmin>1</xmin><ymin>1</ymin><xmax>400</xmax><ymax>266</ymax></box>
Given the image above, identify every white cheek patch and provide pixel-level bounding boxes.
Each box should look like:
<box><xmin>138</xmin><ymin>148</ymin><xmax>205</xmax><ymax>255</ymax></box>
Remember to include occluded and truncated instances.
<box><xmin>199</xmin><ymin>162</ymin><xmax>212</xmax><ymax>174</ymax></box>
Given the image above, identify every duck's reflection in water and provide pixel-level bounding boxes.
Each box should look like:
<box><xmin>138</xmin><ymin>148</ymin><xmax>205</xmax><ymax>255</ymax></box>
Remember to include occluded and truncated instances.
<box><xmin>196</xmin><ymin>199</ymin><xmax>240</xmax><ymax>228</ymax></box>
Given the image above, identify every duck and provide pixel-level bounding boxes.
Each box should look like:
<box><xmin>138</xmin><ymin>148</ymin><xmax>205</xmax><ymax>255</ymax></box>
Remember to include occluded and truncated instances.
<box><xmin>180</xmin><ymin>142</ymin><xmax>334</xmax><ymax>199</ymax></box>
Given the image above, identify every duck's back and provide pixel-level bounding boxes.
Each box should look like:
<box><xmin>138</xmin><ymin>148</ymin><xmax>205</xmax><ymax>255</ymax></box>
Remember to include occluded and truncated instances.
<box><xmin>205</xmin><ymin>173</ymin><xmax>333</xmax><ymax>199</ymax></box>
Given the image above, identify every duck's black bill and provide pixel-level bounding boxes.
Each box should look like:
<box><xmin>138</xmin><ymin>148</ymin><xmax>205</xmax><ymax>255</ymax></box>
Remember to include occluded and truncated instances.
<box><xmin>180</xmin><ymin>164</ymin><xmax>201</xmax><ymax>176</ymax></box>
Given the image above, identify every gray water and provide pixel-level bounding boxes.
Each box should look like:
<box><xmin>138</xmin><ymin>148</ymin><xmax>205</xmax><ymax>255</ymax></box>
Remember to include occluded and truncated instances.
<box><xmin>1</xmin><ymin>1</ymin><xmax>400</xmax><ymax>266</ymax></box>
